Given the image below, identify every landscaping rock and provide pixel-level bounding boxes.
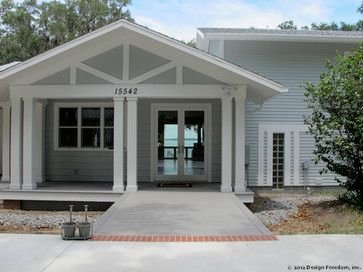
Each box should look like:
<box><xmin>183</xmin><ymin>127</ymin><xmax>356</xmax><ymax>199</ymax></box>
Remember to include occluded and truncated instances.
<box><xmin>255</xmin><ymin>194</ymin><xmax>336</xmax><ymax>226</ymax></box>
<box><xmin>0</xmin><ymin>211</ymin><xmax>100</xmax><ymax>229</ymax></box>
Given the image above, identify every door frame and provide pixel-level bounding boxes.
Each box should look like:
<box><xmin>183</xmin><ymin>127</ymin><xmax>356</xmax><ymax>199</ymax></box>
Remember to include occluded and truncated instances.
<box><xmin>150</xmin><ymin>103</ymin><xmax>212</xmax><ymax>182</ymax></box>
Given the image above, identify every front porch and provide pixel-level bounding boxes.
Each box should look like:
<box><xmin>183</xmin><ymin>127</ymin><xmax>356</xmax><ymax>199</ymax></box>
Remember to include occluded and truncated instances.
<box><xmin>4</xmin><ymin>87</ymin><xmax>248</xmax><ymax>195</ymax></box>
<box><xmin>0</xmin><ymin>20</ymin><xmax>287</xmax><ymax>201</ymax></box>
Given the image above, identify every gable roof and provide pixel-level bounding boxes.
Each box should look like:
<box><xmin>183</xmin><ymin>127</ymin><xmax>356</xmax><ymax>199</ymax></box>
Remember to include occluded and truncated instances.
<box><xmin>0</xmin><ymin>20</ymin><xmax>287</xmax><ymax>102</ymax></box>
<box><xmin>198</xmin><ymin>28</ymin><xmax>363</xmax><ymax>43</ymax></box>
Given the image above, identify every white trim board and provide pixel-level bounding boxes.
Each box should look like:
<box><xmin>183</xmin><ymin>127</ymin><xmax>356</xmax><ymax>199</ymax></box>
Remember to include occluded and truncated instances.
<box><xmin>257</xmin><ymin>123</ymin><xmax>308</xmax><ymax>187</ymax></box>
<box><xmin>54</xmin><ymin>102</ymin><xmax>114</xmax><ymax>151</ymax></box>
<box><xmin>10</xmin><ymin>84</ymin><xmax>235</xmax><ymax>99</ymax></box>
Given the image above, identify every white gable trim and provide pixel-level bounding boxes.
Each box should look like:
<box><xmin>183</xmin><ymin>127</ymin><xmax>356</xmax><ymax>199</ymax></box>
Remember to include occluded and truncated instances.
<box><xmin>76</xmin><ymin>63</ymin><xmax>122</xmax><ymax>84</ymax></box>
<box><xmin>0</xmin><ymin>20</ymin><xmax>287</xmax><ymax>95</ymax></box>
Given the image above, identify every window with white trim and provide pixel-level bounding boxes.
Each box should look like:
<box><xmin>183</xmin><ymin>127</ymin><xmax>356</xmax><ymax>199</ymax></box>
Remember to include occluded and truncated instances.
<box><xmin>55</xmin><ymin>103</ymin><xmax>114</xmax><ymax>150</ymax></box>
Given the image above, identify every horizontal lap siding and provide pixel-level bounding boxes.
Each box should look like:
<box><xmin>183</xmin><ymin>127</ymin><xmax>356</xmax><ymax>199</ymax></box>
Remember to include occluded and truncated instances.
<box><xmin>224</xmin><ymin>41</ymin><xmax>355</xmax><ymax>186</ymax></box>
<box><xmin>46</xmin><ymin>99</ymin><xmax>221</xmax><ymax>183</ymax></box>
<box><xmin>299</xmin><ymin>132</ymin><xmax>338</xmax><ymax>186</ymax></box>
<box><xmin>45</xmin><ymin>100</ymin><xmax>113</xmax><ymax>182</ymax></box>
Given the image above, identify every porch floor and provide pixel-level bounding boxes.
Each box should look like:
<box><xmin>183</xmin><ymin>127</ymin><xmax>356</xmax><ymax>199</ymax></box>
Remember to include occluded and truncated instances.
<box><xmin>94</xmin><ymin>191</ymin><xmax>272</xmax><ymax>238</ymax></box>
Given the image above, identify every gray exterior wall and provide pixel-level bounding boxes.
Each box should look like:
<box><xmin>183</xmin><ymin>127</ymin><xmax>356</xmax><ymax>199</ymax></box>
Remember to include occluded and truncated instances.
<box><xmin>45</xmin><ymin>99</ymin><xmax>221</xmax><ymax>183</ymax></box>
<box><xmin>223</xmin><ymin>40</ymin><xmax>356</xmax><ymax>186</ymax></box>
<box><xmin>45</xmin><ymin>100</ymin><xmax>113</xmax><ymax>182</ymax></box>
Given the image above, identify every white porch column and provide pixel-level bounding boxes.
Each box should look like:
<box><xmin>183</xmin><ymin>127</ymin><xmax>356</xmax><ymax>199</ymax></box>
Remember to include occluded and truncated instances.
<box><xmin>233</xmin><ymin>86</ymin><xmax>247</xmax><ymax>192</ymax></box>
<box><xmin>221</xmin><ymin>95</ymin><xmax>233</xmax><ymax>192</ymax></box>
<box><xmin>1</xmin><ymin>103</ymin><xmax>10</xmax><ymax>182</ymax></box>
<box><xmin>10</xmin><ymin>97</ymin><xmax>23</xmax><ymax>189</ymax></box>
<box><xmin>113</xmin><ymin>98</ymin><xmax>125</xmax><ymax>192</ymax></box>
<box><xmin>22</xmin><ymin>97</ymin><xmax>37</xmax><ymax>190</ymax></box>
<box><xmin>126</xmin><ymin>97</ymin><xmax>138</xmax><ymax>192</ymax></box>
<box><xmin>34</xmin><ymin>102</ymin><xmax>46</xmax><ymax>183</ymax></box>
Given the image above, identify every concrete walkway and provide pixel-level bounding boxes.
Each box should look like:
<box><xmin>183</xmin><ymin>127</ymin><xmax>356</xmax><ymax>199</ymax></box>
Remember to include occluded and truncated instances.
<box><xmin>93</xmin><ymin>191</ymin><xmax>271</xmax><ymax>238</ymax></box>
<box><xmin>0</xmin><ymin>234</ymin><xmax>362</xmax><ymax>272</ymax></box>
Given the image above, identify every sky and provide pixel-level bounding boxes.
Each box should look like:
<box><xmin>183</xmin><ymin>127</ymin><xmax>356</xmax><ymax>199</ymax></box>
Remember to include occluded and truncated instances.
<box><xmin>129</xmin><ymin>0</ymin><xmax>363</xmax><ymax>41</ymax></box>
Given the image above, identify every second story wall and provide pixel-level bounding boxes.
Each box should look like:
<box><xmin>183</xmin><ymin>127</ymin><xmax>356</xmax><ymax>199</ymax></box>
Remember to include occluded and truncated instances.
<box><xmin>223</xmin><ymin>40</ymin><xmax>358</xmax><ymax>186</ymax></box>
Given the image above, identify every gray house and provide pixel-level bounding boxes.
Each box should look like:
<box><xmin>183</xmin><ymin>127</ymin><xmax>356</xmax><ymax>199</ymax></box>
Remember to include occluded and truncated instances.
<box><xmin>0</xmin><ymin>20</ymin><xmax>361</xmax><ymax>204</ymax></box>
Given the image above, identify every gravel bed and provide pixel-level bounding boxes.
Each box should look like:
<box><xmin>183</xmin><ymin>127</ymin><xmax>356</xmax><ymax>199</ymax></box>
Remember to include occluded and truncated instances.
<box><xmin>0</xmin><ymin>211</ymin><xmax>101</xmax><ymax>229</ymax></box>
<box><xmin>255</xmin><ymin>194</ymin><xmax>337</xmax><ymax>226</ymax></box>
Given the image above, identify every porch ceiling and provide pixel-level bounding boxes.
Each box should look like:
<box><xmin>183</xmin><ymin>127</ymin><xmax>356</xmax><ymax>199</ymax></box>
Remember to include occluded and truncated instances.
<box><xmin>0</xmin><ymin>20</ymin><xmax>288</xmax><ymax>103</ymax></box>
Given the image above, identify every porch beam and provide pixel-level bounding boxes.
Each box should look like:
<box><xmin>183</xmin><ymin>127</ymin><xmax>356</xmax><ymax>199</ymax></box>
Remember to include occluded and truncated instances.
<box><xmin>221</xmin><ymin>94</ymin><xmax>233</xmax><ymax>192</ymax></box>
<box><xmin>10</xmin><ymin>84</ymin><xmax>235</xmax><ymax>99</ymax></box>
<box><xmin>233</xmin><ymin>86</ymin><xmax>247</xmax><ymax>192</ymax></box>
<box><xmin>10</xmin><ymin>96</ymin><xmax>22</xmax><ymax>190</ymax></box>
<box><xmin>0</xmin><ymin>102</ymin><xmax>10</xmax><ymax>182</ymax></box>
<box><xmin>22</xmin><ymin>97</ymin><xmax>37</xmax><ymax>190</ymax></box>
<box><xmin>126</xmin><ymin>97</ymin><xmax>138</xmax><ymax>192</ymax></box>
<box><xmin>113</xmin><ymin>98</ymin><xmax>125</xmax><ymax>192</ymax></box>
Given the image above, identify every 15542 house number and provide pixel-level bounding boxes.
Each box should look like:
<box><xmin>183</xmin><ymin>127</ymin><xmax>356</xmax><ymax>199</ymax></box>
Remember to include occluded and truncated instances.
<box><xmin>114</xmin><ymin>87</ymin><xmax>138</xmax><ymax>95</ymax></box>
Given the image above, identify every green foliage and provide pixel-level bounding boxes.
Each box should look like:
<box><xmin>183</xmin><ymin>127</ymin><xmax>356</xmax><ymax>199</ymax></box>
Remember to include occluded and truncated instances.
<box><xmin>310</xmin><ymin>21</ymin><xmax>363</xmax><ymax>31</ymax></box>
<box><xmin>303</xmin><ymin>45</ymin><xmax>363</xmax><ymax>207</ymax></box>
<box><xmin>277</xmin><ymin>20</ymin><xmax>297</xmax><ymax>30</ymax></box>
<box><xmin>0</xmin><ymin>0</ymin><xmax>134</xmax><ymax>65</ymax></box>
<box><xmin>180</xmin><ymin>38</ymin><xmax>196</xmax><ymax>48</ymax></box>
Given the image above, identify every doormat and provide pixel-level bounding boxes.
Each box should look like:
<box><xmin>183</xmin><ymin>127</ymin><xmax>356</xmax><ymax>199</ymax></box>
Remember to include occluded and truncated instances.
<box><xmin>157</xmin><ymin>182</ymin><xmax>192</xmax><ymax>188</ymax></box>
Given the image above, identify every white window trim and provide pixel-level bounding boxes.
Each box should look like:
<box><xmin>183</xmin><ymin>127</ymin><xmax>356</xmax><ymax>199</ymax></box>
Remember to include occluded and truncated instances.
<box><xmin>257</xmin><ymin>123</ymin><xmax>307</xmax><ymax>186</ymax></box>
<box><xmin>54</xmin><ymin>102</ymin><xmax>114</xmax><ymax>151</ymax></box>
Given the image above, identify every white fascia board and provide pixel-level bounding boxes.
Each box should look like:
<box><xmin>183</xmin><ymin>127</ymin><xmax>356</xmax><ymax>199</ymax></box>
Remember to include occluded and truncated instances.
<box><xmin>0</xmin><ymin>19</ymin><xmax>287</xmax><ymax>95</ymax></box>
<box><xmin>122</xmin><ymin>21</ymin><xmax>287</xmax><ymax>93</ymax></box>
<box><xmin>0</xmin><ymin>20</ymin><xmax>124</xmax><ymax>80</ymax></box>
<box><xmin>203</xmin><ymin>33</ymin><xmax>363</xmax><ymax>44</ymax></box>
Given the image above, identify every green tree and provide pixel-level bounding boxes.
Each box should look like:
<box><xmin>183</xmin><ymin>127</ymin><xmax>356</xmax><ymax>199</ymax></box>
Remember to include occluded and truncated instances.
<box><xmin>304</xmin><ymin>45</ymin><xmax>363</xmax><ymax>207</ymax></box>
<box><xmin>277</xmin><ymin>20</ymin><xmax>297</xmax><ymax>30</ymax></box>
<box><xmin>0</xmin><ymin>0</ymin><xmax>134</xmax><ymax>65</ymax></box>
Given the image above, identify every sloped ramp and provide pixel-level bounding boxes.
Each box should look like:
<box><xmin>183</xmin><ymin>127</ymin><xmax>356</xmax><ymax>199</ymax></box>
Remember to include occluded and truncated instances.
<box><xmin>92</xmin><ymin>191</ymin><xmax>275</xmax><ymax>242</ymax></box>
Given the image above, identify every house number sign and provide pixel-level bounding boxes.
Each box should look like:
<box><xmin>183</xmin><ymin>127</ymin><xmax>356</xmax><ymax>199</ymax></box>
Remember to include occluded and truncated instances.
<box><xmin>114</xmin><ymin>87</ymin><xmax>138</xmax><ymax>95</ymax></box>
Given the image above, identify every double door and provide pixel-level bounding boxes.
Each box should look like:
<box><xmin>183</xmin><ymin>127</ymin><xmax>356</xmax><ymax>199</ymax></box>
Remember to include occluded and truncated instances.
<box><xmin>152</xmin><ymin>104</ymin><xmax>210</xmax><ymax>182</ymax></box>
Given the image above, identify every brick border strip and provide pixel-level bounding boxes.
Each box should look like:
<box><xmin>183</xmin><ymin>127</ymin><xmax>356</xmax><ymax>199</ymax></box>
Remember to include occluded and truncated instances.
<box><xmin>90</xmin><ymin>235</ymin><xmax>278</xmax><ymax>242</ymax></box>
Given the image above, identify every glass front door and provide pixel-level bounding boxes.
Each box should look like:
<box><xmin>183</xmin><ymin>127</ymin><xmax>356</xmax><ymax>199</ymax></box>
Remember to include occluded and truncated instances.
<box><xmin>154</xmin><ymin>104</ymin><xmax>209</xmax><ymax>181</ymax></box>
<box><xmin>184</xmin><ymin>111</ymin><xmax>205</xmax><ymax>177</ymax></box>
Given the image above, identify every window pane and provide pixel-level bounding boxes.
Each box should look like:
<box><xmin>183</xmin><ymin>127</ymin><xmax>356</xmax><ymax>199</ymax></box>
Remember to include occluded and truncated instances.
<box><xmin>81</xmin><ymin>128</ymin><xmax>100</xmax><ymax>147</ymax></box>
<box><xmin>59</xmin><ymin>108</ymin><xmax>77</xmax><ymax>126</ymax></box>
<box><xmin>104</xmin><ymin>108</ymin><xmax>114</xmax><ymax>127</ymax></box>
<box><xmin>82</xmin><ymin>108</ymin><xmax>100</xmax><ymax>126</ymax></box>
<box><xmin>272</xmin><ymin>133</ymin><xmax>284</xmax><ymax>189</ymax></box>
<box><xmin>59</xmin><ymin>128</ymin><xmax>77</xmax><ymax>147</ymax></box>
<box><xmin>104</xmin><ymin>128</ymin><xmax>114</xmax><ymax>148</ymax></box>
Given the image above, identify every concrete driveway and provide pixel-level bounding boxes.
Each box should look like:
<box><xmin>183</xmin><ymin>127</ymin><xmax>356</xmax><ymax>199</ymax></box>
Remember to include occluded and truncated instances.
<box><xmin>93</xmin><ymin>191</ymin><xmax>272</xmax><ymax>240</ymax></box>
<box><xmin>0</xmin><ymin>234</ymin><xmax>362</xmax><ymax>272</ymax></box>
